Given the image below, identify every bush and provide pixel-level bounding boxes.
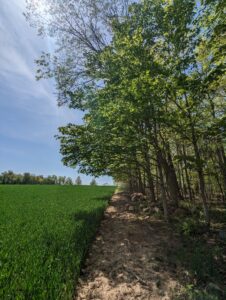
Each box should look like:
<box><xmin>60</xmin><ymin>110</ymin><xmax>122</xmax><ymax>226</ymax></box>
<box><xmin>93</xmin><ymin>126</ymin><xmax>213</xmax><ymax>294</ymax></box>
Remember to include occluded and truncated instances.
<box><xmin>177</xmin><ymin>284</ymin><xmax>224</xmax><ymax>300</ymax></box>
<box><xmin>180</xmin><ymin>218</ymin><xmax>200</xmax><ymax>236</ymax></box>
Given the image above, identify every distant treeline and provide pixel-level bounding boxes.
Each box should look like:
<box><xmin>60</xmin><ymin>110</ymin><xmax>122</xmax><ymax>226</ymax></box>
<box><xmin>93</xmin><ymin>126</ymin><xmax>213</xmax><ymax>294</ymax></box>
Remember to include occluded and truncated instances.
<box><xmin>0</xmin><ymin>171</ymin><xmax>73</xmax><ymax>185</ymax></box>
<box><xmin>0</xmin><ymin>171</ymin><xmax>100</xmax><ymax>186</ymax></box>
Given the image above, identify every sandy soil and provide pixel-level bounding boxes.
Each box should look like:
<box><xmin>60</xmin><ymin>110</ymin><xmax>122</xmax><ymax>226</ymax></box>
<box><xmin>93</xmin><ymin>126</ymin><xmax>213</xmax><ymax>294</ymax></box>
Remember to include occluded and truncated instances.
<box><xmin>75</xmin><ymin>192</ymin><xmax>182</xmax><ymax>300</ymax></box>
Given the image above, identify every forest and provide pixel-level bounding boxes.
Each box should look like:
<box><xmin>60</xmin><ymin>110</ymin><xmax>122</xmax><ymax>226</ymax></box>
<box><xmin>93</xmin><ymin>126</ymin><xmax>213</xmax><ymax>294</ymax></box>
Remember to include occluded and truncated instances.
<box><xmin>26</xmin><ymin>0</ymin><xmax>226</xmax><ymax>224</ymax></box>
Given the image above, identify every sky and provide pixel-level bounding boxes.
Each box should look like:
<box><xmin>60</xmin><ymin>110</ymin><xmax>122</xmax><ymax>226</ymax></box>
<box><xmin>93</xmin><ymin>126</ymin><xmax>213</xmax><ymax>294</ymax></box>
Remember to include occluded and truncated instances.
<box><xmin>0</xmin><ymin>0</ymin><xmax>113</xmax><ymax>185</ymax></box>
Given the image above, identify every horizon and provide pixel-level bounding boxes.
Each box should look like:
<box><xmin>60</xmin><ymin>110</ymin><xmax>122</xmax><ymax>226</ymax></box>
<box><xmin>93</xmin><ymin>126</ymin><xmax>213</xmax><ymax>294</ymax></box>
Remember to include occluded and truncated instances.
<box><xmin>0</xmin><ymin>170</ymin><xmax>115</xmax><ymax>186</ymax></box>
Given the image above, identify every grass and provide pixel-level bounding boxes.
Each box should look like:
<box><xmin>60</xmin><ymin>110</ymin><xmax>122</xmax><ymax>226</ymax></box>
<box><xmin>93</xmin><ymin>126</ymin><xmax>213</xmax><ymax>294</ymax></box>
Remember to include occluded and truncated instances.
<box><xmin>0</xmin><ymin>185</ymin><xmax>115</xmax><ymax>300</ymax></box>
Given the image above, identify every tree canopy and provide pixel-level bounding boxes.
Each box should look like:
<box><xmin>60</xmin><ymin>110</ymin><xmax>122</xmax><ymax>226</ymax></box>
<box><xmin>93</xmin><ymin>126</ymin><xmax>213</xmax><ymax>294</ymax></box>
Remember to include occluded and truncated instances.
<box><xmin>26</xmin><ymin>0</ymin><xmax>226</xmax><ymax>223</ymax></box>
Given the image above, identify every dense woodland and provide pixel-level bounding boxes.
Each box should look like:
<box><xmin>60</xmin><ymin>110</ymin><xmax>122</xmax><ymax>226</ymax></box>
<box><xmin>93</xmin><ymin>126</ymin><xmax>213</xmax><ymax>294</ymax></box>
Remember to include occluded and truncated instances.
<box><xmin>26</xmin><ymin>0</ymin><xmax>226</xmax><ymax>224</ymax></box>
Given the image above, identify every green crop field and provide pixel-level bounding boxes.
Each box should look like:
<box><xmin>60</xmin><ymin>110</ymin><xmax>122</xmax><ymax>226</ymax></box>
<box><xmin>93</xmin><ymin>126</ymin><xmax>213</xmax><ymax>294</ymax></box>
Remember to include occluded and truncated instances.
<box><xmin>0</xmin><ymin>185</ymin><xmax>115</xmax><ymax>300</ymax></box>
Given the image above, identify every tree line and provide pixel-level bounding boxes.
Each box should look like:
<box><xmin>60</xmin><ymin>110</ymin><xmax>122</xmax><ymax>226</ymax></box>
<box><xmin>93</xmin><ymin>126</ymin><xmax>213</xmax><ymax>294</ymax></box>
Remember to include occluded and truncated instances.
<box><xmin>0</xmin><ymin>171</ymin><xmax>98</xmax><ymax>186</ymax></box>
<box><xmin>26</xmin><ymin>0</ymin><xmax>225</xmax><ymax>224</ymax></box>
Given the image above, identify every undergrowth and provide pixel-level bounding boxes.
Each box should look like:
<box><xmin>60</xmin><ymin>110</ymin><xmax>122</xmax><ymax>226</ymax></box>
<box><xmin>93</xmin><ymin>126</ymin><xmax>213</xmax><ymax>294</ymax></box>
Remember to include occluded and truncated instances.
<box><xmin>171</xmin><ymin>202</ymin><xmax>226</xmax><ymax>300</ymax></box>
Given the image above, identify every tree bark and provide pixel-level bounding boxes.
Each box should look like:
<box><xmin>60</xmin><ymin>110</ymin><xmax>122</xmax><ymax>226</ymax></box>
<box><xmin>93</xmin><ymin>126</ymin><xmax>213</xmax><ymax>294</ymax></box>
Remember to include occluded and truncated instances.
<box><xmin>184</xmin><ymin>93</ymin><xmax>210</xmax><ymax>225</ymax></box>
<box><xmin>157</xmin><ymin>152</ymin><xmax>169</xmax><ymax>222</ymax></box>
<box><xmin>190</xmin><ymin>121</ymin><xmax>210</xmax><ymax>225</ymax></box>
<box><xmin>182</xmin><ymin>144</ymin><xmax>193</xmax><ymax>202</ymax></box>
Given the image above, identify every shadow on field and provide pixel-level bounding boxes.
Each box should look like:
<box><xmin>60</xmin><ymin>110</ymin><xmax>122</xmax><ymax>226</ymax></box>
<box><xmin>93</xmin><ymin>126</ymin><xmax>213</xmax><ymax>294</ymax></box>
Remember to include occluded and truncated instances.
<box><xmin>92</xmin><ymin>195</ymin><xmax>113</xmax><ymax>202</ymax></box>
<box><xmin>72</xmin><ymin>208</ymin><xmax>105</xmax><ymax>230</ymax></box>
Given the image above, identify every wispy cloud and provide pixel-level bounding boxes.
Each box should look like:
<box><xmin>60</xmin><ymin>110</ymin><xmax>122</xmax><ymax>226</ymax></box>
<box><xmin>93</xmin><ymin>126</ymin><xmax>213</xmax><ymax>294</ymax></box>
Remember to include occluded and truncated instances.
<box><xmin>0</xmin><ymin>0</ymin><xmax>59</xmax><ymax>114</ymax></box>
<box><xmin>0</xmin><ymin>0</ymin><xmax>83</xmax><ymax>138</ymax></box>
<box><xmin>0</xmin><ymin>0</ymin><xmax>85</xmax><ymax>153</ymax></box>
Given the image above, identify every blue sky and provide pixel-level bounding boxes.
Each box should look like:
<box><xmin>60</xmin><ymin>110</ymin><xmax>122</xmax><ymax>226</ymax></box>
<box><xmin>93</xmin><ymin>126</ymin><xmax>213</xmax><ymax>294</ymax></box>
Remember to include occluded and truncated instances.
<box><xmin>0</xmin><ymin>0</ymin><xmax>113</xmax><ymax>185</ymax></box>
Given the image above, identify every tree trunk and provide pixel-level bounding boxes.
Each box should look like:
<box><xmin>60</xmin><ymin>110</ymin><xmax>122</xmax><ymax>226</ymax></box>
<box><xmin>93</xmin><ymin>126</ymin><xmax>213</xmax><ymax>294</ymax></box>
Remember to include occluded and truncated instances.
<box><xmin>191</xmin><ymin>125</ymin><xmax>210</xmax><ymax>225</ymax></box>
<box><xmin>216</xmin><ymin>145</ymin><xmax>226</xmax><ymax>198</ymax></box>
<box><xmin>143</xmin><ymin>148</ymin><xmax>156</xmax><ymax>203</ymax></box>
<box><xmin>182</xmin><ymin>144</ymin><xmax>193</xmax><ymax>202</ymax></box>
<box><xmin>209</xmin><ymin>95</ymin><xmax>226</xmax><ymax>198</ymax></box>
<box><xmin>185</xmin><ymin>93</ymin><xmax>210</xmax><ymax>225</ymax></box>
<box><xmin>166</xmin><ymin>146</ymin><xmax>183</xmax><ymax>203</ymax></box>
<box><xmin>137</xmin><ymin>167</ymin><xmax>145</xmax><ymax>194</ymax></box>
<box><xmin>157</xmin><ymin>152</ymin><xmax>169</xmax><ymax>222</ymax></box>
<box><xmin>158</xmin><ymin>149</ymin><xmax>180</xmax><ymax>207</ymax></box>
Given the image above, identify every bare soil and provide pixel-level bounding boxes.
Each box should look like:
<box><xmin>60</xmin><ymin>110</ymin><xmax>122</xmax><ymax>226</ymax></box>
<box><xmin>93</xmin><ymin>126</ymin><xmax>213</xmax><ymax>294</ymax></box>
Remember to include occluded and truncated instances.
<box><xmin>75</xmin><ymin>192</ymin><xmax>182</xmax><ymax>300</ymax></box>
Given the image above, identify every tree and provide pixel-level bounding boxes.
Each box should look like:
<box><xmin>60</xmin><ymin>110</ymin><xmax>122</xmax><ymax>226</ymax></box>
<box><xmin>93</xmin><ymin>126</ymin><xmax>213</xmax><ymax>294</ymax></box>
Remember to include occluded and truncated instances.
<box><xmin>65</xmin><ymin>177</ymin><xmax>73</xmax><ymax>185</ymax></box>
<box><xmin>90</xmin><ymin>178</ymin><xmax>97</xmax><ymax>186</ymax></box>
<box><xmin>27</xmin><ymin>0</ymin><xmax>226</xmax><ymax>225</ymax></box>
<box><xmin>23</xmin><ymin>172</ymin><xmax>31</xmax><ymax>184</ymax></box>
<box><xmin>25</xmin><ymin>0</ymin><xmax>133</xmax><ymax>108</ymax></box>
<box><xmin>0</xmin><ymin>171</ymin><xmax>67</xmax><ymax>185</ymax></box>
<box><xmin>75</xmin><ymin>176</ymin><xmax>82</xmax><ymax>185</ymax></box>
<box><xmin>58</xmin><ymin>176</ymin><xmax>66</xmax><ymax>185</ymax></box>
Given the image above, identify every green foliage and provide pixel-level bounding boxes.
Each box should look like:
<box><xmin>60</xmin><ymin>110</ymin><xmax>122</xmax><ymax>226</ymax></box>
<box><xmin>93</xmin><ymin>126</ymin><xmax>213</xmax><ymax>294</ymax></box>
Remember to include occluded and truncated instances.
<box><xmin>0</xmin><ymin>185</ymin><xmax>114</xmax><ymax>299</ymax></box>
<box><xmin>180</xmin><ymin>217</ymin><xmax>201</xmax><ymax>236</ymax></box>
<box><xmin>177</xmin><ymin>240</ymin><xmax>223</xmax><ymax>283</ymax></box>
<box><xmin>0</xmin><ymin>171</ymin><xmax>73</xmax><ymax>185</ymax></box>
<box><xmin>55</xmin><ymin>0</ymin><xmax>225</xmax><ymax>184</ymax></box>
<box><xmin>27</xmin><ymin>0</ymin><xmax>226</xmax><ymax>223</ymax></box>
<box><xmin>75</xmin><ymin>176</ymin><xmax>82</xmax><ymax>185</ymax></box>
<box><xmin>90</xmin><ymin>178</ymin><xmax>97</xmax><ymax>186</ymax></box>
<box><xmin>177</xmin><ymin>285</ymin><xmax>220</xmax><ymax>300</ymax></box>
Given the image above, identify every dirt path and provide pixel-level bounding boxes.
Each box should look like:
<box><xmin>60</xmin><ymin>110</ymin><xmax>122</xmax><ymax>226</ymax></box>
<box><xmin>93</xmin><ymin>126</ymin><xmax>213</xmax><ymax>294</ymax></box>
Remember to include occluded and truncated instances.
<box><xmin>75</xmin><ymin>192</ymin><xmax>182</xmax><ymax>300</ymax></box>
